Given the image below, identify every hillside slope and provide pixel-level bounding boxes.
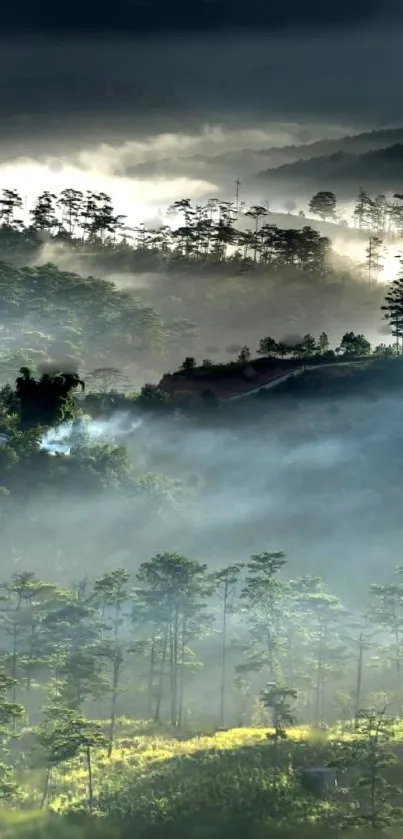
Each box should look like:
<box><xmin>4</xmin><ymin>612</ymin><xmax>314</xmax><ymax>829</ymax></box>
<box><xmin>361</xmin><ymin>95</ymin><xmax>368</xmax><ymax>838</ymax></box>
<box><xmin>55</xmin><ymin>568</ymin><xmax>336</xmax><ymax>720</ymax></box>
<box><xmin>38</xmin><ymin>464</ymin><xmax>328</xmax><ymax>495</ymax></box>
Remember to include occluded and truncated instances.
<box><xmin>254</xmin><ymin>143</ymin><xmax>403</xmax><ymax>199</ymax></box>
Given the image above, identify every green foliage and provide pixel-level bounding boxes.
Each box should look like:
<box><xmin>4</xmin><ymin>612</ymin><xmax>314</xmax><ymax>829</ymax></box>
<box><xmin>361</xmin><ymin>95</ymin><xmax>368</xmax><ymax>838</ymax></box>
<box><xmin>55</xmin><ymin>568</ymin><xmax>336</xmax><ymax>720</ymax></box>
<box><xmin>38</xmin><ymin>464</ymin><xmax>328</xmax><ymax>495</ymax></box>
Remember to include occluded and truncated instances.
<box><xmin>309</xmin><ymin>191</ymin><xmax>337</xmax><ymax>221</ymax></box>
<box><xmin>332</xmin><ymin>709</ymin><xmax>403</xmax><ymax>829</ymax></box>
<box><xmin>2</xmin><ymin>186</ymin><xmax>403</xmax><ymax>835</ymax></box>
<box><xmin>15</xmin><ymin>368</ymin><xmax>84</xmax><ymax>429</ymax></box>
<box><xmin>338</xmin><ymin>332</ymin><xmax>372</xmax><ymax>357</ymax></box>
<box><xmin>0</xmin><ymin>671</ymin><xmax>24</xmax><ymax>799</ymax></box>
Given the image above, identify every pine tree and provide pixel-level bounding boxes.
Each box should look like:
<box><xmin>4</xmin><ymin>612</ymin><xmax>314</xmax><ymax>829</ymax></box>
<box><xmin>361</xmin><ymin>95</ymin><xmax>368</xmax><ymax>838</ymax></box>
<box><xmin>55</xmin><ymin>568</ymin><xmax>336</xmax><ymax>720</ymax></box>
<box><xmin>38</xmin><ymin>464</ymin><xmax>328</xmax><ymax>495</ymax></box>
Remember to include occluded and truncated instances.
<box><xmin>368</xmin><ymin>567</ymin><xmax>403</xmax><ymax>715</ymax></box>
<box><xmin>381</xmin><ymin>268</ymin><xmax>403</xmax><ymax>353</ymax></box>
<box><xmin>261</xmin><ymin>683</ymin><xmax>297</xmax><ymax>790</ymax></box>
<box><xmin>37</xmin><ymin>706</ymin><xmax>107</xmax><ymax>811</ymax></box>
<box><xmin>238</xmin><ymin>552</ymin><xmax>287</xmax><ymax>685</ymax></box>
<box><xmin>30</xmin><ymin>192</ymin><xmax>58</xmax><ymax>231</ymax></box>
<box><xmin>0</xmin><ymin>189</ymin><xmax>23</xmax><ymax>229</ymax></box>
<box><xmin>308</xmin><ymin>191</ymin><xmax>337</xmax><ymax>221</ymax></box>
<box><xmin>0</xmin><ymin>672</ymin><xmax>24</xmax><ymax>800</ymax></box>
<box><xmin>213</xmin><ymin>564</ymin><xmax>243</xmax><ymax>727</ymax></box>
<box><xmin>57</xmin><ymin>188</ymin><xmax>84</xmax><ymax>236</ymax></box>
<box><xmin>91</xmin><ymin>569</ymin><xmax>131</xmax><ymax>756</ymax></box>
<box><xmin>334</xmin><ymin>709</ymin><xmax>402</xmax><ymax>829</ymax></box>
<box><xmin>136</xmin><ymin>553</ymin><xmax>211</xmax><ymax>727</ymax></box>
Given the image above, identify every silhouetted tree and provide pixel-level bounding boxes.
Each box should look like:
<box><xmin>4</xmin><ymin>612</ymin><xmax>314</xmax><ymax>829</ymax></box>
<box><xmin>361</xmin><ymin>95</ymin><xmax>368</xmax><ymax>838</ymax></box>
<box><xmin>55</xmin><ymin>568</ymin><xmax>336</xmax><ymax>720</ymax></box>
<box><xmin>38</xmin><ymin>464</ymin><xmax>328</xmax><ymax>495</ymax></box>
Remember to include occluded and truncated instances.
<box><xmin>30</xmin><ymin>192</ymin><xmax>58</xmax><ymax>231</ymax></box>
<box><xmin>15</xmin><ymin>368</ymin><xmax>84</xmax><ymax>429</ymax></box>
<box><xmin>309</xmin><ymin>191</ymin><xmax>337</xmax><ymax>221</ymax></box>
<box><xmin>382</xmin><ymin>268</ymin><xmax>403</xmax><ymax>352</ymax></box>
<box><xmin>338</xmin><ymin>332</ymin><xmax>371</xmax><ymax>357</ymax></box>
<box><xmin>237</xmin><ymin>346</ymin><xmax>251</xmax><ymax>363</ymax></box>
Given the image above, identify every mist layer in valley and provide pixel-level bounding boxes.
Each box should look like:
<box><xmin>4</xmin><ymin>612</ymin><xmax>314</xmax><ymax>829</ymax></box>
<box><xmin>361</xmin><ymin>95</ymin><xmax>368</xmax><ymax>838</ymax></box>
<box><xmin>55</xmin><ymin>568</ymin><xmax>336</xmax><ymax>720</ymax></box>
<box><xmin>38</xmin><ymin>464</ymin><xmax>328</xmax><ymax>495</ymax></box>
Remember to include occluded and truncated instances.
<box><xmin>27</xmin><ymin>238</ymin><xmax>388</xmax><ymax>376</ymax></box>
<box><xmin>2</xmin><ymin>373</ymin><xmax>402</xmax><ymax>606</ymax></box>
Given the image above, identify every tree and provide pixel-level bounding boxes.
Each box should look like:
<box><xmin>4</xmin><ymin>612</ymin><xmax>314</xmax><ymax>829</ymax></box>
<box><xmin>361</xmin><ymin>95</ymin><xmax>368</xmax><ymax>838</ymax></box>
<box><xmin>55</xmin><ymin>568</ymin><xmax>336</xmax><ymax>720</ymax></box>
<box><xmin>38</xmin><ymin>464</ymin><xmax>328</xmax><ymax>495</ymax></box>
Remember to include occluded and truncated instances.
<box><xmin>317</xmin><ymin>332</ymin><xmax>330</xmax><ymax>354</ymax></box>
<box><xmin>181</xmin><ymin>357</ymin><xmax>196</xmax><ymax>371</ymax></box>
<box><xmin>239</xmin><ymin>552</ymin><xmax>287</xmax><ymax>685</ymax></box>
<box><xmin>213</xmin><ymin>564</ymin><xmax>243</xmax><ymax>727</ymax></box>
<box><xmin>334</xmin><ymin>709</ymin><xmax>402</xmax><ymax>829</ymax></box>
<box><xmin>0</xmin><ymin>571</ymin><xmax>58</xmax><ymax>723</ymax></box>
<box><xmin>260</xmin><ymin>683</ymin><xmax>297</xmax><ymax>790</ymax></box>
<box><xmin>30</xmin><ymin>192</ymin><xmax>58</xmax><ymax>232</ymax></box>
<box><xmin>79</xmin><ymin>191</ymin><xmax>124</xmax><ymax>243</ymax></box>
<box><xmin>15</xmin><ymin>368</ymin><xmax>84</xmax><ymax>429</ymax></box>
<box><xmin>0</xmin><ymin>190</ymin><xmax>23</xmax><ymax>229</ymax></box>
<box><xmin>371</xmin><ymin>194</ymin><xmax>388</xmax><ymax>235</ymax></box>
<box><xmin>86</xmin><ymin>367</ymin><xmax>128</xmax><ymax>394</ymax></box>
<box><xmin>91</xmin><ymin>569</ymin><xmax>131</xmax><ymax>756</ymax></box>
<box><xmin>0</xmin><ymin>672</ymin><xmax>24</xmax><ymax>799</ymax></box>
<box><xmin>167</xmin><ymin>198</ymin><xmax>196</xmax><ymax>258</ymax></box>
<box><xmin>354</xmin><ymin>188</ymin><xmax>373</xmax><ymax>230</ymax></box>
<box><xmin>372</xmin><ymin>343</ymin><xmax>396</xmax><ymax>358</ymax></box>
<box><xmin>353</xmin><ymin>632</ymin><xmax>375</xmax><ymax>725</ymax></box>
<box><xmin>381</xmin><ymin>268</ymin><xmax>403</xmax><ymax>353</ymax></box>
<box><xmin>257</xmin><ymin>336</ymin><xmax>279</xmax><ymax>356</ymax></box>
<box><xmin>391</xmin><ymin>194</ymin><xmax>403</xmax><ymax>237</ymax></box>
<box><xmin>292</xmin><ymin>577</ymin><xmax>347</xmax><ymax>725</ymax></box>
<box><xmin>292</xmin><ymin>334</ymin><xmax>317</xmax><ymax>358</ymax></box>
<box><xmin>366</xmin><ymin>236</ymin><xmax>384</xmax><ymax>284</ymax></box>
<box><xmin>308</xmin><ymin>191</ymin><xmax>337</xmax><ymax>221</ymax></box>
<box><xmin>57</xmin><ymin>188</ymin><xmax>83</xmax><ymax>236</ymax></box>
<box><xmin>368</xmin><ymin>567</ymin><xmax>403</xmax><ymax>716</ymax></box>
<box><xmin>37</xmin><ymin>706</ymin><xmax>107</xmax><ymax>811</ymax></box>
<box><xmin>338</xmin><ymin>332</ymin><xmax>371</xmax><ymax>357</ymax></box>
<box><xmin>137</xmin><ymin>383</ymin><xmax>171</xmax><ymax>408</ymax></box>
<box><xmin>245</xmin><ymin>205</ymin><xmax>268</xmax><ymax>262</ymax></box>
<box><xmin>136</xmin><ymin>553</ymin><xmax>211</xmax><ymax>727</ymax></box>
<box><xmin>237</xmin><ymin>346</ymin><xmax>251</xmax><ymax>363</ymax></box>
<box><xmin>39</xmin><ymin>588</ymin><xmax>107</xmax><ymax>712</ymax></box>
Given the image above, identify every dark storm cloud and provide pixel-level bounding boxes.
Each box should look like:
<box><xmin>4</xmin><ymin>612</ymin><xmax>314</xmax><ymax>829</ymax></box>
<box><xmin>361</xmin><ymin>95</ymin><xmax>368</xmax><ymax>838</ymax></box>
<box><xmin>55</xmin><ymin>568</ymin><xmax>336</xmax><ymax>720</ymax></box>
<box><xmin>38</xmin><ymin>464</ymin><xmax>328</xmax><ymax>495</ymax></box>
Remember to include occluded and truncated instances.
<box><xmin>2</xmin><ymin>0</ymin><xmax>402</xmax><ymax>36</ymax></box>
<box><xmin>0</xmin><ymin>24</ymin><xmax>402</xmax><ymax>162</ymax></box>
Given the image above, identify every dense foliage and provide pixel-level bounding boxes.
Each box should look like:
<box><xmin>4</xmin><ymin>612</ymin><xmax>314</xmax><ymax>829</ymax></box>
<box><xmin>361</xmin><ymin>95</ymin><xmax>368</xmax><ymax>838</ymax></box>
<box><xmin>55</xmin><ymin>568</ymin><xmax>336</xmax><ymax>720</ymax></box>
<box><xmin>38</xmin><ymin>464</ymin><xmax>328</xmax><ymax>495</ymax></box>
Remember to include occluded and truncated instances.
<box><xmin>1</xmin><ymin>186</ymin><xmax>403</xmax><ymax>836</ymax></box>
<box><xmin>0</xmin><ymin>186</ymin><xmax>391</xmax><ymax>391</ymax></box>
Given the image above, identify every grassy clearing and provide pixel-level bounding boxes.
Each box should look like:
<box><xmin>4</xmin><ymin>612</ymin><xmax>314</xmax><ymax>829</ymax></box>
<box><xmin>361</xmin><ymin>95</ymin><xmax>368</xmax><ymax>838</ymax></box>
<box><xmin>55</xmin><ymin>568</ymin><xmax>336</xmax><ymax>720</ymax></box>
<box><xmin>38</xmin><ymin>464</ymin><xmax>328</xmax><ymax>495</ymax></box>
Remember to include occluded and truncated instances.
<box><xmin>11</xmin><ymin>720</ymin><xmax>403</xmax><ymax>837</ymax></box>
<box><xmin>20</xmin><ymin>719</ymin><xmax>403</xmax><ymax>811</ymax></box>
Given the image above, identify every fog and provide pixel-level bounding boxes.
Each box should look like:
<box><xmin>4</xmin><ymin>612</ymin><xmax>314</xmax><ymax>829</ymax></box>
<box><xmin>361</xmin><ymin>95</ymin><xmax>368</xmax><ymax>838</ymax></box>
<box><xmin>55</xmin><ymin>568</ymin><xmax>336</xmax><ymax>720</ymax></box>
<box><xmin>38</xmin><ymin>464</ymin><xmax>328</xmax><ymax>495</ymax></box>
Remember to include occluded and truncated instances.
<box><xmin>4</xmin><ymin>5</ymin><xmax>403</xmax><ymax>832</ymax></box>
<box><xmin>2</xmin><ymin>376</ymin><xmax>402</xmax><ymax>608</ymax></box>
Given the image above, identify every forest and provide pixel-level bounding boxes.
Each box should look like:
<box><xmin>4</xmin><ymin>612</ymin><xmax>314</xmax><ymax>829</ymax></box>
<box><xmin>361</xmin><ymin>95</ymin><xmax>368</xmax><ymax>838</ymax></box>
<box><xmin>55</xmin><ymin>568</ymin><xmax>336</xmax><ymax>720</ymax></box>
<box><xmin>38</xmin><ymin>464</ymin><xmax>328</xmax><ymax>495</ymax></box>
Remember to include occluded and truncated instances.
<box><xmin>2</xmin><ymin>185</ymin><xmax>403</xmax><ymax>838</ymax></box>
<box><xmin>0</xmin><ymin>184</ymin><xmax>398</xmax><ymax>392</ymax></box>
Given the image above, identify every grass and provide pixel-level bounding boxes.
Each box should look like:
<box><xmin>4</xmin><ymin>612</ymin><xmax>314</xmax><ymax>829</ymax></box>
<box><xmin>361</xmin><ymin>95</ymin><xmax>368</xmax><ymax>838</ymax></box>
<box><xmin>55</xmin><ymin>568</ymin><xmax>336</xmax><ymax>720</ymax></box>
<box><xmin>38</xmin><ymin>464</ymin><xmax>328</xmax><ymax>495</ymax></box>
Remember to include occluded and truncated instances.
<box><xmin>21</xmin><ymin>719</ymin><xmax>403</xmax><ymax>808</ymax></box>
<box><xmin>16</xmin><ymin>722</ymin><xmax>320</xmax><ymax>814</ymax></box>
<box><xmin>10</xmin><ymin>719</ymin><xmax>403</xmax><ymax>837</ymax></box>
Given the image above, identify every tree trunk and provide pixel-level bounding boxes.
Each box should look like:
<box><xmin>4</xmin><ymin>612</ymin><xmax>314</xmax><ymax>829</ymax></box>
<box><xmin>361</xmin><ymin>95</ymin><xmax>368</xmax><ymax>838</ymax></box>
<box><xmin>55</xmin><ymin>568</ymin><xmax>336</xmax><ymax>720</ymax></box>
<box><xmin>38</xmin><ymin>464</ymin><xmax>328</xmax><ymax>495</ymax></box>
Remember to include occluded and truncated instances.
<box><xmin>170</xmin><ymin>606</ymin><xmax>179</xmax><ymax>727</ymax></box>
<box><xmin>108</xmin><ymin>652</ymin><xmax>121</xmax><ymax>757</ymax></box>
<box><xmin>219</xmin><ymin>586</ymin><xmax>228</xmax><ymax>727</ymax></box>
<box><xmin>354</xmin><ymin>635</ymin><xmax>364</xmax><ymax>725</ymax></box>
<box><xmin>40</xmin><ymin>766</ymin><xmax>51</xmax><ymax>809</ymax></box>
<box><xmin>147</xmin><ymin>638</ymin><xmax>157</xmax><ymax>718</ymax></box>
<box><xmin>177</xmin><ymin>619</ymin><xmax>186</xmax><ymax>729</ymax></box>
<box><xmin>86</xmin><ymin>746</ymin><xmax>93</xmax><ymax>812</ymax></box>
<box><xmin>154</xmin><ymin>631</ymin><xmax>168</xmax><ymax>722</ymax></box>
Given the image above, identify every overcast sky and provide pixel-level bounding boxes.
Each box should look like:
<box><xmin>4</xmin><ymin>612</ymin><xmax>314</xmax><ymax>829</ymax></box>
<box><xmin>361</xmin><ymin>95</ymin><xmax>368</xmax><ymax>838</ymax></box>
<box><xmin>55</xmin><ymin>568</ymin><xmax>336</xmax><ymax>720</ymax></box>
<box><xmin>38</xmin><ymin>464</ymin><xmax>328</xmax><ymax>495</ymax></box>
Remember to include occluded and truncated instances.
<box><xmin>1</xmin><ymin>2</ymin><xmax>403</xmax><ymax>217</ymax></box>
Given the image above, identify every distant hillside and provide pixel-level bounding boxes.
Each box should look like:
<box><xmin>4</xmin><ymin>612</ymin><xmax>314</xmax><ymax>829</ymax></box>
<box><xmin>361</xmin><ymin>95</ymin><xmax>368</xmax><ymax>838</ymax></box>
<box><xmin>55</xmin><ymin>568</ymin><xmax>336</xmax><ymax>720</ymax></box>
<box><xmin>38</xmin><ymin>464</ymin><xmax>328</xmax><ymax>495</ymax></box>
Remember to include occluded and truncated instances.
<box><xmin>263</xmin><ymin>356</ymin><xmax>403</xmax><ymax>401</ymax></box>
<box><xmin>250</xmin><ymin>126</ymin><xmax>403</xmax><ymax>169</ymax></box>
<box><xmin>121</xmin><ymin>126</ymin><xmax>403</xmax><ymax>197</ymax></box>
<box><xmin>254</xmin><ymin>143</ymin><xmax>403</xmax><ymax>200</ymax></box>
<box><xmin>185</xmin><ymin>127</ymin><xmax>403</xmax><ymax>173</ymax></box>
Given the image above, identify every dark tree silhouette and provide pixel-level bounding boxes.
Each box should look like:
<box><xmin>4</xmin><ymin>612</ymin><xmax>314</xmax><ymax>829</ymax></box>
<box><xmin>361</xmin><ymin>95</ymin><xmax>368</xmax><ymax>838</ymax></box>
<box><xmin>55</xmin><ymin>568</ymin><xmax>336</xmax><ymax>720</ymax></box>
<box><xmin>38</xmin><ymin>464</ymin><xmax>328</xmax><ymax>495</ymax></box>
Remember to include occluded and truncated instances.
<box><xmin>15</xmin><ymin>368</ymin><xmax>84</xmax><ymax>429</ymax></box>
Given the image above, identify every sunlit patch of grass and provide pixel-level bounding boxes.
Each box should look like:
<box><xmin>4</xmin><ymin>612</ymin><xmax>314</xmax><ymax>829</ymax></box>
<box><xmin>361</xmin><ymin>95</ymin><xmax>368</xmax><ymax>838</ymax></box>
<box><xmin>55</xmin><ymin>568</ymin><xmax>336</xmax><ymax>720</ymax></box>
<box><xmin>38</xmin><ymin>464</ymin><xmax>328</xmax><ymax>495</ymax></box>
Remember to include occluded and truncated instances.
<box><xmin>42</xmin><ymin>723</ymin><xmax>325</xmax><ymax>816</ymax></box>
<box><xmin>22</xmin><ymin>719</ymin><xmax>403</xmax><ymax>816</ymax></box>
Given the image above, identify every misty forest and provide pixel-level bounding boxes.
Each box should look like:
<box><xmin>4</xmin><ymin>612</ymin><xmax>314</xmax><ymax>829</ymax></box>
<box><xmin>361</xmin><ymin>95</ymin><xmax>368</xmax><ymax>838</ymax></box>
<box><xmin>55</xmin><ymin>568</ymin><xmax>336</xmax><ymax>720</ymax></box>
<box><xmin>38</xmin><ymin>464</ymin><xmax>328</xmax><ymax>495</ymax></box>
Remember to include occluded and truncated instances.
<box><xmin>4</xmin><ymin>179</ymin><xmax>403</xmax><ymax>839</ymax></box>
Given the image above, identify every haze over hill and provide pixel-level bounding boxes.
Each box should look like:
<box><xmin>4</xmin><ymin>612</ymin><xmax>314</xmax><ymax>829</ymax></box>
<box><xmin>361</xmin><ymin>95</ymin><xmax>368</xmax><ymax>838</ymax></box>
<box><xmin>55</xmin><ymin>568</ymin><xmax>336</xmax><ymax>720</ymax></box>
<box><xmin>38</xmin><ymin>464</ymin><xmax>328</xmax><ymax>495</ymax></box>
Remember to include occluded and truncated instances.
<box><xmin>4</xmin><ymin>4</ymin><xmax>403</xmax><ymax>836</ymax></box>
<box><xmin>254</xmin><ymin>142</ymin><xmax>403</xmax><ymax>203</ymax></box>
<box><xmin>120</xmin><ymin>127</ymin><xmax>403</xmax><ymax>199</ymax></box>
